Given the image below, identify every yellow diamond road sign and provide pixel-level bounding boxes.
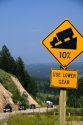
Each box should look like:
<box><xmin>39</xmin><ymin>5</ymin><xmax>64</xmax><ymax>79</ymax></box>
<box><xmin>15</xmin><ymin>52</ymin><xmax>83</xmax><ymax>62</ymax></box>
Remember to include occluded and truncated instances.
<box><xmin>42</xmin><ymin>19</ymin><xmax>83</xmax><ymax>67</ymax></box>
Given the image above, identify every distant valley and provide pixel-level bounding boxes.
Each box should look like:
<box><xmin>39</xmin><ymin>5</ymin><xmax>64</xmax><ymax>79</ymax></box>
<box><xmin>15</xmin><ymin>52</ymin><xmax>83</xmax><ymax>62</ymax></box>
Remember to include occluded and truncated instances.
<box><xmin>26</xmin><ymin>62</ymin><xmax>83</xmax><ymax>79</ymax></box>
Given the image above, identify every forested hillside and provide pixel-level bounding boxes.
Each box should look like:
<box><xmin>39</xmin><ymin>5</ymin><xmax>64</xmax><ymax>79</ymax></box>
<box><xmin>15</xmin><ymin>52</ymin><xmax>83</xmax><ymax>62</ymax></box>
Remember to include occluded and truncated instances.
<box><xmin>0</xmin><ymin>45</ymin><xmax>37</xmax><ymax>97</ymax></box>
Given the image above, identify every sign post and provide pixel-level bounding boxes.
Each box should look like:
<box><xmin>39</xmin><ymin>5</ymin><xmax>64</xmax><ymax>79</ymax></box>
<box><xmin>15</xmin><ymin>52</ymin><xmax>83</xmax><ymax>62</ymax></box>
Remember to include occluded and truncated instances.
<box><xmin>59</xmin><ymin>88</ymin><xmax>66</xmax><ymax>125</ymax></box>
<box><xmin>50</xmin><ymin>67</ymin><xmax>77</xmax><ymax>125</ymax></box>
<box><xmin>59</xmin><ymin>66</ymin><xmax>67</xmax><ymax>125</ymax></box>
<box><xmin>42</xmin><ymin>19</ymin><xmax>83</xmax><ymax>125</ymax></box>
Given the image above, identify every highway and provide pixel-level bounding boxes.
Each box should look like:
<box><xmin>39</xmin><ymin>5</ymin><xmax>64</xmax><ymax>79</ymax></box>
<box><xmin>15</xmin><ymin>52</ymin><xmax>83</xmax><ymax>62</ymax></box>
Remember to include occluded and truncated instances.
<box><xmin>0</xmin><ymin>107</ymin><xmax>55</xmax><ymax>120</ymax></box>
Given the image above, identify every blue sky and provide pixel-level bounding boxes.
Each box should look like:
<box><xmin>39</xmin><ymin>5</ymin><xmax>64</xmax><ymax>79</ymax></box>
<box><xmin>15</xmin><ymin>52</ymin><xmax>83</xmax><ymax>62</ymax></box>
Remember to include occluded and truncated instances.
<box><xmin>0</xmin><ymin>0</ymin><xmax>83</xmax><ymax>64</ymax></box>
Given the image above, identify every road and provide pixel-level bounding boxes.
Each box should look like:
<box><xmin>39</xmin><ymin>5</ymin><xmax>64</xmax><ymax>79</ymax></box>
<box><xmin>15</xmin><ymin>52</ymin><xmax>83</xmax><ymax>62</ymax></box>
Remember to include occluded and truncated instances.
<box><xmin>0</xmin><ymin>107</ymin><xmax>55</xmax><ymax>120</ymax></box>
<box><xmin>0</xmin><ymin>107</ymin><xmax>83</xmax><ymax>125</ymax></box>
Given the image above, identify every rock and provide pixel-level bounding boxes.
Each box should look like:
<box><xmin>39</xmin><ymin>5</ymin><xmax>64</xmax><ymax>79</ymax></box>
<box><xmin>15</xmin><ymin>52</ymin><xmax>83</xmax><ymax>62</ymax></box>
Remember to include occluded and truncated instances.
<box><xmin>0</xmin><ymin>83</ymin><xmax>14</xmax><ymax>111</ymax></box>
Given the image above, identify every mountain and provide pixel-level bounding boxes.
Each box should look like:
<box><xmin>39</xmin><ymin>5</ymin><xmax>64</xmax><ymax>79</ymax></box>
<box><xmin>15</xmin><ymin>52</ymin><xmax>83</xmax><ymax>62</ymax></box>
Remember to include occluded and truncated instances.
<box><xmin>26</xmin><ymin>63</ymin><xmax>59</xmax><ymax>79</ymax></box>
<box><xmin>26</xmin><ymin>62</ymin><xmax>83</xmax><ymax>79</ymax></box>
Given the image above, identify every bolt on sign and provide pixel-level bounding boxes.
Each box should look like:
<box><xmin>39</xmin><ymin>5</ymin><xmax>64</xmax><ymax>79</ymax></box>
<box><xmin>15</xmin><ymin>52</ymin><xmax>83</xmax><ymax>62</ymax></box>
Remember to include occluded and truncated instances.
<box><xmin>50</xmin><ymin>69</ymin><xmax>77</xmax><ymax>89</ymax></box>
<box><xmin>42</xmin><ymin>19</ymin><xmax>83</xmax><ymax>67</ymax></box>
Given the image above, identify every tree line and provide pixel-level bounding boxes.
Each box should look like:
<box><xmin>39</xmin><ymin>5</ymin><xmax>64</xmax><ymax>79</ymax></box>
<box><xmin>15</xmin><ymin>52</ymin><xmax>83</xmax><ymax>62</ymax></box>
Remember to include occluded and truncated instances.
<box><xmin>0</xmin><ymin>45</ymin><xmax>37</xmax><ymax>97</ymax></box>
<box><xmin>35</xmin><ymin>77</ymin><xmax>83</xmax><ymax>108</ymax></box>
<box><xmin>67</xmin><ymin>76</ymin><xmax>83</xmax><ymax>108</ymax></box>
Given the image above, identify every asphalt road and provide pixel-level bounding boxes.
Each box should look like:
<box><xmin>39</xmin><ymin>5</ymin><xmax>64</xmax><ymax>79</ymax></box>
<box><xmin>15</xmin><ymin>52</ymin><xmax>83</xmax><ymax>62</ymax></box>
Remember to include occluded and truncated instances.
<box><xmin>0</xmin><ymin>107</ymin><xmax>54</xmax><ymax>120</ymax></box>
<box><xmin>0</xmin><ymin>107</ymin><xmax>83</xmax><ymax>125</ymax></box>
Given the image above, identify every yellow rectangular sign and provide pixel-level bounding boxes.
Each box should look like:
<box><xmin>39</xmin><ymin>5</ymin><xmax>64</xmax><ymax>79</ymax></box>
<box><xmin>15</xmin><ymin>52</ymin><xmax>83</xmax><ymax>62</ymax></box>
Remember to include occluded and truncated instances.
<box><xmin>50</xmin><ymin>69</ymin><xmax>77</xmax><ymax>89</ymax></box>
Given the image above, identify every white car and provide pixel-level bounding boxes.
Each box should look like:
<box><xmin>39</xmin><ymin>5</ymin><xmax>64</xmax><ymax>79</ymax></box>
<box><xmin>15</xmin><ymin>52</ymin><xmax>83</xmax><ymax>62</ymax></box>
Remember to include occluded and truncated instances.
<box><xmin>46</xmin><ymin>101</ymin><xmax>53</xmax><ymax>108</ymax></box>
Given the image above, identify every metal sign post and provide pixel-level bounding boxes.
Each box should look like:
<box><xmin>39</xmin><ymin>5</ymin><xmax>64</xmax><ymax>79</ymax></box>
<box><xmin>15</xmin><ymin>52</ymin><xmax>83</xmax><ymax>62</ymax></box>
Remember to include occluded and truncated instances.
<box><xmin>42</xmin><ymin>19</ymin><xmax>83</xmax><ymax>125</ymax></box>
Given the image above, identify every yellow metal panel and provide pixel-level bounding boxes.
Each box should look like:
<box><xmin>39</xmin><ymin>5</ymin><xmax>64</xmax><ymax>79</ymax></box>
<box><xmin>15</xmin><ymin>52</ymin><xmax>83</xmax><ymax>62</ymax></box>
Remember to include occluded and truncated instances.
<box><xmin>50</xmin><ymin>69</ymin><xmax>77</xmax><ymax>89</ymax></box>
<box><xmin>42</xmin><ymin>19</ymin><xmax>83</xmax><ymax>67</ymax></box>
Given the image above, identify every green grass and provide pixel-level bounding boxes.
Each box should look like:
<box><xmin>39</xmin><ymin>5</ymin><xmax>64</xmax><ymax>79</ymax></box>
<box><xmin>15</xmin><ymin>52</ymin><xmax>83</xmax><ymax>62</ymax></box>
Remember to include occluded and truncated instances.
<box><xmin>67</xmin><ymin>107</ymin><xmax>83</xmax><ymax>114</ymax></box>
<box><xmin>0</xmin><ymin>69</ymin><xmax>25</xmax><ymax>103</ymax></box>
<box><xmin>67</xmin><ymin>115</ymin><xmax>83</xmax><ymax>121</ymax></box>
<box><xmin>7</xmin><ymin>114</ymin><xmax>58</xmax><ymax>125</ymax></box>
<box><xmin>0</xmin><ymin>69</ymin><xmax>18</xmax><ymax>94</ymax></box>
<box><xmin>1</xmin><ymin>114</ymin><xmax>82</xmax><ymax>125</ymax></box>
<box><xmin>49</xmin><ymin>107</ymin><xmax>83</xmax><ymax>116</ymax></box>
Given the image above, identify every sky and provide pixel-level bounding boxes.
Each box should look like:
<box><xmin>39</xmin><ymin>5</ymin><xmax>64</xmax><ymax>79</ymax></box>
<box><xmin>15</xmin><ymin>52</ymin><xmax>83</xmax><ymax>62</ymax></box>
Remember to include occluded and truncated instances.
<box><xmin>0</xmin><ymin>0</ymin><xmax>83</xmax><ymax>65</ymax></box>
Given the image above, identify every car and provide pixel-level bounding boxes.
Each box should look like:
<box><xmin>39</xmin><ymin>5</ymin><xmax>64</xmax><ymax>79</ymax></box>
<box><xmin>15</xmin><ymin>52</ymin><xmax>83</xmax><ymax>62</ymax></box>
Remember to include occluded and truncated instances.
<box><xmin>46</xmin><ymin>101</ymin><xmax>53</xmax><ymax>108</ymax></box>
<box><xmin>18</xmin><ymin>104</ymin><xmax>26</xmax><ymax>110</ymax></box>
<box><xmin>3</xmin><ymin>104</ymin><xmax>12</xmax><ymax>112</ymax></box>
<box><xmin>29</xmin><ymin>104</ymin><xmax>36</xmax><ymax>109</ymax></box>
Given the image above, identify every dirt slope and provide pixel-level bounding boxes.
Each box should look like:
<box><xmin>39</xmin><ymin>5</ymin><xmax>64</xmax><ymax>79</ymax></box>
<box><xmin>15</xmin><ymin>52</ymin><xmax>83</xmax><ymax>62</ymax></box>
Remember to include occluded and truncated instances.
<box><xmin>0</xmin><ymin>83</ymin><xmax>13</xmax><ymax>111</ymax></box>
<box><xmin>11</xmin><ymin>76</ymin><xmax>38</xmax><ymax>106</ymax></box>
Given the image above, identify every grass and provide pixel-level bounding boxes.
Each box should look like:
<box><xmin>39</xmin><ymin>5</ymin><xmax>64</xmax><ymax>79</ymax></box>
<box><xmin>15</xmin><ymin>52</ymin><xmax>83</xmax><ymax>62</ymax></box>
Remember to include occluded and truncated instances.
<box><xmin>0</xmin><ymin>114</ymin><xmax>82</xmax><ymax>125</ymax></box>
<box><xmin>67</xmin><ymin>115</ymin><xmax>83</xmax><ymax>121</ymax></box>
<box><xmin>7</xmin><ymin>114</ymin><xmax>58</xmax><ymax>125</ymax></box>
<box><xmin>0</xmin><ymin>69</ymin><xmax>19</xmax><ymax>95</ymax></box>
<box><xmin>0</xmin><ymin>69</ymin><xmax>25</xmax><ymax>103</ymax></box>
<box><xmin>50</xmin><ymin>107</ymin><xmax>83</xmax><ymax>116</ymax></box>
<box><xmin>67</xmin><ymin>107</ymin><xmax>83</xmax><ymax>115</ymax></box>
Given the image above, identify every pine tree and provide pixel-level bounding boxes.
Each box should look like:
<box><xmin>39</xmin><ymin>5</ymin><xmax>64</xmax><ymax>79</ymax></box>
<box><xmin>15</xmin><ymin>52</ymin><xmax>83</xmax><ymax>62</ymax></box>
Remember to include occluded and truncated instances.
<box><xmin>16</xmin><ymin>56</ymin><xmax>26</xmax><ymax>87</ymax></box>
<box><xmin>16</xmin><ymin>57</ymin><xmax>31</xmax><ymax>89</ymax></box>
<box><xmin>0</xmin><ymin>45</ymin><xmax>17</xmax><ymax>74</ymax></box>
<box><xmin>16</xmin><ymin>57</ymin><xmax>37</xmax><ymax>96</ymax></box>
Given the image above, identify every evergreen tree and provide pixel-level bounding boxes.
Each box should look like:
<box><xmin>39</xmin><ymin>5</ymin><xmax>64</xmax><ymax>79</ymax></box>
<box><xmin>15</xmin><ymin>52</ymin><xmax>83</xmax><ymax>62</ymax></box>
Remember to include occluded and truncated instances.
<box><xmin>16</xmin><ymin>56</ymin><xmax>27</xmax><ymax>88</ymax></box>
<box><xmin>16</xmin><ymin>57</ymin><xmax>37</xmax><ymax>96</ymax></box>
<box><xmin>78</xmin><ymin>77</ymin><xmax>83</xmax><ymax>96</ymax></box>
<box><xmin>67</xmin><ymin>77</ymin><xmax>83</xmax><ymax>107</ymax></box>
<box><xmin>0</xmin><ymin>45</ymin><xmax>17</xmax><ymax>74</ymax></box>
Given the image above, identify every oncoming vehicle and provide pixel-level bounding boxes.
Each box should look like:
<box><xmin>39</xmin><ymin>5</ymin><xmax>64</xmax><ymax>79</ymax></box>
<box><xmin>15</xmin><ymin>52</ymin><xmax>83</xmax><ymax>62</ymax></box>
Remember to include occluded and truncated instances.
<box><xmin>18</xmin><ymin>103</ymin><xmax>26</xmax><ymax>110</ymax></box>
<box><xmin>3</xmin><ymin>104</ymin><xmax>12</xmax><ymax>112</ymax></box>
<box><xmin>30</xmin><ymin>104</ymin><xmax>36</xmax><ymax>109</ymax></box>
<box><xmin>46</xmin><ymin>101</ymin><xmax>53</xmax><ymax>108</ymax></box>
